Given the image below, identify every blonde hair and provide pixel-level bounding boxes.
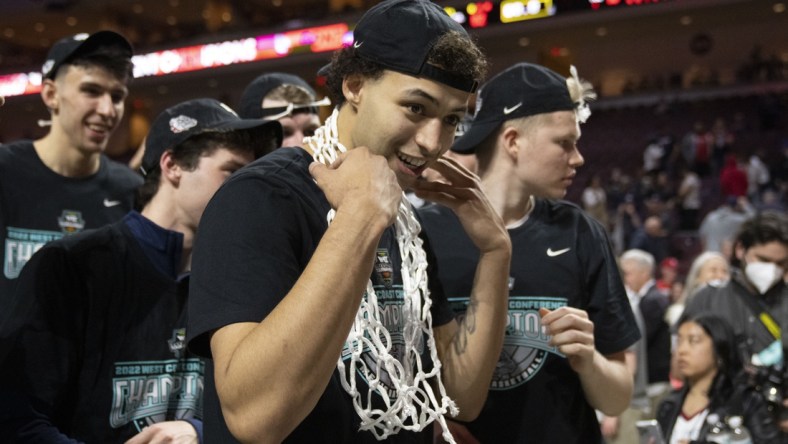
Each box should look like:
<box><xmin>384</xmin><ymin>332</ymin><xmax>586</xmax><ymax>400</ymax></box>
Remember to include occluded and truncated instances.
<box><xmin>682</xmin><ymin>251</ymin><xmax>729</xmax><ymax>304</ymax></box>
<box><xmin>265</xmin><ymin>83</ymin><xmax>315</xmax><ymax>106</ymax></box>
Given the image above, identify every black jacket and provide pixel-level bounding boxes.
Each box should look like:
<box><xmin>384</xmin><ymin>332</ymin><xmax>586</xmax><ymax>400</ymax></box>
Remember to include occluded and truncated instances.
<box><xmin>656</xmin><ymin>384</ymin><xmax>783</xmax><ymax>443</ymax></box>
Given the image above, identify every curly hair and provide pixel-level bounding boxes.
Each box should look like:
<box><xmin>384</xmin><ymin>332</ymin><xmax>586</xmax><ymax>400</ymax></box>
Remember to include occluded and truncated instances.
<box><xmin>324</xmin><ymin>30</ymin><xmax>487</xmax><ymax>106</ymax></box>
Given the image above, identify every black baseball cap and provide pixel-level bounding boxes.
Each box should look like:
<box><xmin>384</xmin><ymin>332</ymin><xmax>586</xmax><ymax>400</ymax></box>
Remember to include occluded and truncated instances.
<box><xmin>42</xmin><ymin>30</ymin><xmax>133</xmax><ymax>79</ymax></box>
<box><xmin>451</xmin><ymin>63</ymin><xmax>575</xmax><ymax>154</ymax></box>
<box><xmin>141</xmin><ymin>98</ymin><xmax>283</xmax><ymax>176</ymax></box>
<box><xmin>352</xmin><ymin>0</ymin><xmax>478</xmax><ymax>93</ymax></box>
<box><xmin>239</xmin><ymin>72</ymin><xmax>328</xmax><ymax>119</ymax></box>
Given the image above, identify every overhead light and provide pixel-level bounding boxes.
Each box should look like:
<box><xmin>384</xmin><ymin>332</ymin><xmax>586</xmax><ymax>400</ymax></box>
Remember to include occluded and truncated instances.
<box><xmin>3</xmin><ymin>28</ymin><xmax>15</xmax><ymax>38</ymax></box>
<box><xmin>680</xmin><ymin>15</ymin><xmax>692</xmax><ymax>25</ymax></box>
<box><xmin>596</xmin><ymin>26</ymin><xmax>607</xmax><ymax>37</ymax></box>
<box><xmin>774</xmin><ymin>3</ymin><xmax>786</xmax><ymax>13</ymax></box>
<box><xmin>34</xmin><ymin>23</ymin><xmax>46</xmax><ymax>33</ymax></box>
<box><xmin>518</xmin><ymin>37</ymin><xmax>530</xmax><ymax>47</ymax></box>
<box><xmin>66</xmin><ymin>16</ymin><xmax>78</xmax><ymax>26</ymax></box>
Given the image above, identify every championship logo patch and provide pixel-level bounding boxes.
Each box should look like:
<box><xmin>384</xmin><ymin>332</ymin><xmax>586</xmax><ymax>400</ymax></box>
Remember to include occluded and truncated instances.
<box><xmin>168</xmin><ymin>328</ymin><xmax>186</xmax><ymax>358</ymax></box>
<box><xmin>169</xmin><ymin>115</ymin><xmax>198</xmax><ymax>134</ymax></box>
<box><xmin>57</xmin><ymin>210</ymin><xmax>85</xmax><ymax>234</ymax></box>
<box><xmin>374</xmin><ymin>248</ymin><xmax>394</xmax><ymax>288</ymax></box>
<box><xmin>449</xmin><ymin>296</ymin><xmax>568</xmax><ymax>390</ymax></box>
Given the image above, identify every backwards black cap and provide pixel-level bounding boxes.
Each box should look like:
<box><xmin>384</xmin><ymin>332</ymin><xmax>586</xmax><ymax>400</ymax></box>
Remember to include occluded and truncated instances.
<box><xmin>141</xmin><ymin>98</ymin><xmax>282</xmax><ymax>176</ymax></box>
<box><xmin>452</xmin><ymin>63</ymin><xmax>576</xmax><ymax>154</ymax></box>
<box><xmin>353</xmin><ymin>0</ymin><xmax>478</xmax><ymax>93</ymax></box>
<box><xmin>238</xmin><ymin>72</ymin><xmax>331</xmax><ymax>120</ymax></box>
<box><xmin>42</xmin><ymin>30</ymin><xmax>133</xmax><ymax>80</ymax></box>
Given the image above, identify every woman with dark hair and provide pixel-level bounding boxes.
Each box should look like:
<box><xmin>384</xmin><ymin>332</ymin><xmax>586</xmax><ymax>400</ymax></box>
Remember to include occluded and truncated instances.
<box><xmin>656</xmin><ymin>313</ymin><xmax>781</xmax><ymax>443</ymax></box>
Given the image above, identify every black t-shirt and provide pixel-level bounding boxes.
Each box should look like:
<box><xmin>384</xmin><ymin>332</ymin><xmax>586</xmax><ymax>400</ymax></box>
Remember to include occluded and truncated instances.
<box><xmin>418</xmin><ymin>199</ymin><xmax>640</xmax><ymax>444</ymax></box>
<box><xmin>1</xmin><ymin>218</ymin><xmax>202</xmax><ymax>442</ymax></box>
<box><xmin>0</xmin><ymin>140</ymin><xmax>142</xmax><ymax>300</ymax></box>
<box><xmin>188</xmin><ymin>147</ymin><xmax>453</xmax><ymax>443</ymax></box>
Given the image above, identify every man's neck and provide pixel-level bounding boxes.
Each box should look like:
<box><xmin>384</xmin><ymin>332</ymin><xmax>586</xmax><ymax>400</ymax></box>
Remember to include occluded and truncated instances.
<box><xmin>480</xmin><ymin>167</ymin><xmax>533</xmax><ymax>227</ymax></box>
<box><xmin>141</xmin><ymin>196</ymin><xmax>193</xmax><ymax>274</ymax></box>
<box><xmin>34</xmin><ymin>131</ymin><xmax>101</xmax><ymax>177</ymax></box>
<box><xmin>335</xmin><ymin>104</ymin><xmax>354</xmax><ymax>150</ymax></box>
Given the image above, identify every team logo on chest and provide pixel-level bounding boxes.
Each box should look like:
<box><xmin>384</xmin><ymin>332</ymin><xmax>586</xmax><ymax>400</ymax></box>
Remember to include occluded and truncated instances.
<box><xmin>492</xmin><ymin>296</ymin><xmax>568</xmax><ymax>389</ymax></box>
<box><xmin>374</xmin><ymin>248</ymin><xmax>394</xmax><ymax>288</ymax></box>
<box><xmin>57</xmin><ymin>210</ymin><xmax>85</xmax><ymax>234</ymax></box>
<box><xmin>168</xmin><ymin>328</ymin><xmax>186</xmax><ymax>358</ymax></box>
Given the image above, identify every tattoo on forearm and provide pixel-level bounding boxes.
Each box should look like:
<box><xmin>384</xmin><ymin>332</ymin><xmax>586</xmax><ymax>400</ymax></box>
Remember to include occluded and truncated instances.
<box><xmin>453</xmin><ymin>300</ymin><xmax>478</xmax><ymax>354</ymax></box>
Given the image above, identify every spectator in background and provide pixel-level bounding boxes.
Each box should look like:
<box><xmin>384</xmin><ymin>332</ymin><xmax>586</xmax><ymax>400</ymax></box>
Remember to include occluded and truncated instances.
<box><xmin>644</xmin><ymin>136</ymin><xmax>665</xmax><ymax>175</ymax></box>
<box><xmin>656</xmin><ymin>256</ymin><xmax>679</xmax><ymax>294</ymax></box>
<box><xmin>681</xmin><ymin>121</ymin><xmax>712</xmax><ymax>177</ymax></box>
<box><xmin>582</xmin><ymin>174</ymin><xmax>609</xmax><ymax>229</ymax></box>
<box><xmin>665</xmin><ymin>251</ymin><xmax>730</xmax><ymax>327</ymax></box>
<box><xmin>699</xmin><ymin>196</ymin><xmax>754</xmax><ymax>257</ymax></box>
<box><xmin>676</xmin><ymin>163</ymin><xmax>701</xmax><ymax>231</ymax></box>
<box><xmin>747</xmin><ymin>148</ymin><xmax>771</xmax><ymax>204</ymax></box>
<box><xmin>657</xmin><ymin>313</ymin><xmax>781</xmax><ymax>444</ymax></box>
<box><xmin>684</xmin><ymin>211</ymin><xmax>788</xmax><ymax>433</ymax></box>
<box><xmin>629</xmin><ymin>215</ymin><xmax>670</xmax><ymax>264</ymax></box>
<box><xmin>238</xmin><ymin>72</ymin><xmax>331</xmax><ymax>148</ymax></box>
<box><xmin>719</xmin><ymin>153</ymin><xmax>749</xmax><ymax>200</ymax></box>
<box><xmin>686</xmin><ymin>210</ymin><xmax>788</xmax><ymax>361</ymax></box>
<box><xmin>710</xmin><ymin>117</ymin><xmax>734</xmax><ymax>176</ymax></box>
<box><xmin>612</xmin><ymin>194</ymin><xmax>641</xmax><ymax>256</ymax></box>
<box><xmin>620</xmin><ymin>249</ymin><xmax>673</xmax><ymax>417</ymax></box>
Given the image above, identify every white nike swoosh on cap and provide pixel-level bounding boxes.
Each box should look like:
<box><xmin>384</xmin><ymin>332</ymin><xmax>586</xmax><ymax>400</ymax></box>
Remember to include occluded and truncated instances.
<box><xmin>503</xmin><ymin>102</ymin><xmax>523</xmax><ymax>115</ymax></box>
<box><xmin>546</xmin><ymin>247</ymin><xmax>570</xmax><ymax>257</ymax></box>
<box><xmin>353</xmin><ymin>41</ymin><xmax>363</xmax><ymax>49</ymax></box>
<box><xmin>103</xmin><ymin>198</ymin><xmax>121</xmax><ymax>207</ymax></box>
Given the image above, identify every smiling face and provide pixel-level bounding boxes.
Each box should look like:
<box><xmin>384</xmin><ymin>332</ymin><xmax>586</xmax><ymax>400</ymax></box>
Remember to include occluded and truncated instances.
<box><xmin>513</xmin><ymin>111</ymin><xmax>584</xmax><ymax>199</ymax></box>
<box><xmin>344</xmin><ymin>70</ymin><xmax>469</xmax><ymax>190</ymax></box>
<box><xmin>44</xmin><ymin>64</ymin><xmax>128</xmax><ymax>156</ymax></box>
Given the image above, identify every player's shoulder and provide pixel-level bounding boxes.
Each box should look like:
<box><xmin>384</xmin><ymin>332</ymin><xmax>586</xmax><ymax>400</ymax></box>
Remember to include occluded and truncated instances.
<box><xmin>232</xmin><ymin>147</ymin><xmax>313</xmax><ymax>186</ymax></box>
<box><xmin>0</xmin><ymin>139</ymin><xmax>35</xmax><ymax>164</ymax></box>
<box><xmin>103</xmin><ymin>157</ymin><xmax>143</xmax><ymax>186</ymax></box>
<box><xmin>537</xmin><ymin>198</ymin><xmax>597</xmax><ymax>225</ymax></box>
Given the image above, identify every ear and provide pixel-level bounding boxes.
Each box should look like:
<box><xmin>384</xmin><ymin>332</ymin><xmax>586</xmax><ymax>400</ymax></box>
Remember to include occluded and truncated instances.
<box><xmin>734</xmin><ymin>242</ymin><xmax>745</xmax><ymax>263</ymax></box>
<box><xmin>41</xmin><ymin>79</ymin><xmax>58</xmax><ymax>113</ymax></box>
<box><xmin>342</xmin><ymin>73</ymin><xmax>365</xmax><ymax>109</ymax></box>
<box><xmin>159</xmin><ymin>150</ymin><xmax>182</xmax><ymax>187</ymax></box>
<box><xmin>501</xmin><ymin>125</ymin><xmax>521</xmax><ymax>162</ymax></box>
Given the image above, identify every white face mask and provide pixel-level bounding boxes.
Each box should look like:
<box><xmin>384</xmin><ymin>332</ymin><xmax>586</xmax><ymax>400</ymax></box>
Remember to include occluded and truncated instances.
<box><xmin>744</xmin><ymin>261</ymin><xmax>784</xmax><ymax>294</ymax></box>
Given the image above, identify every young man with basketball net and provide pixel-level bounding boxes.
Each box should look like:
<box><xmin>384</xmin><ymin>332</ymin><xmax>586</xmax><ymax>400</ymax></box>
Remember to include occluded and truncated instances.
<box><xmin>186</xmin><ymin>0</ymin><xmax>511</xmax><ymax>442</ymax></box>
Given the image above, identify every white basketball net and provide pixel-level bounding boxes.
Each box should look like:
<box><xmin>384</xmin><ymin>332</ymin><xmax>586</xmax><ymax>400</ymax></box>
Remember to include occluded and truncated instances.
<box><xmin>304</xmin><ymin>108</ymin><xmax>458</xmax><ymax>442</ymax></box>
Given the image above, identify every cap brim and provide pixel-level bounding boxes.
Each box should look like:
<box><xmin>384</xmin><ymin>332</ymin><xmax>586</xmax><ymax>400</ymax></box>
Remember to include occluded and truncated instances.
<box><xmin>450</xmin><ymin>119</ymin><xmax>501</xmax><ymax>154</ymax></box>
<box><xmin>214</xmin><ymin>118</ymin><xmax>283</xmax><ymax>148</ymax></box>
<box><xmin>317</xmin><ymin>63</ymin><xmax>331</xmax><ymax>78</ymax></box>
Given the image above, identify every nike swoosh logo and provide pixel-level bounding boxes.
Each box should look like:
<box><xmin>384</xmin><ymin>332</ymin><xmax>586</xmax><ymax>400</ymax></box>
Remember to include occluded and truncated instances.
<box><xmin>503</xmin><ymin>102</ymin><xmax>523</xmax><ymax>115</ymax></box>
<box><xmin>103</xmin><ymin>198</ymin><xmax>121</xmax><ymax>208</ymax></box>
<box><xmin>353</xmin><ymin>41</ymin><xmax>363</xmax><ymax>49</ymax></box>
<box><xmin>546</xmin><ymin>247</ymin><xmax>570</xmax><ymax>257</ymax></box>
